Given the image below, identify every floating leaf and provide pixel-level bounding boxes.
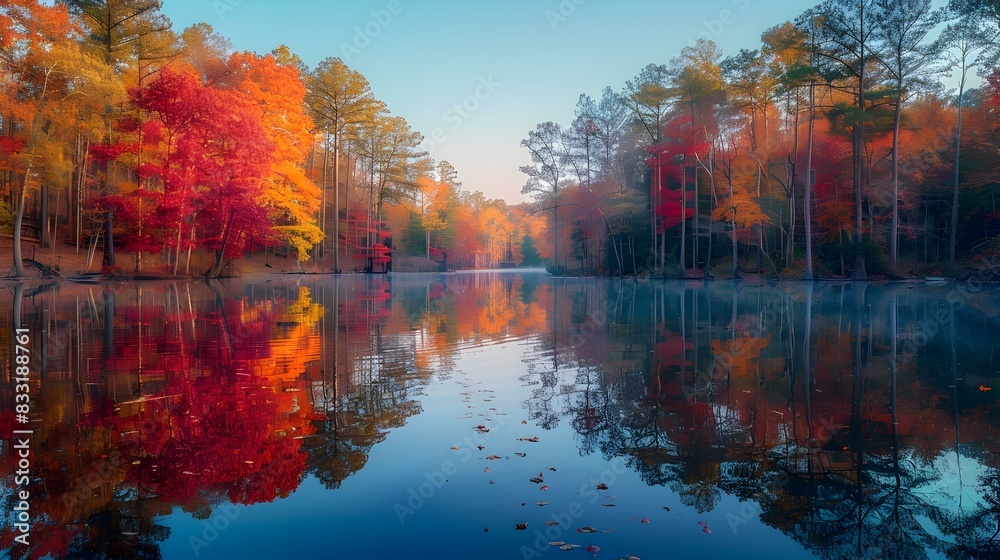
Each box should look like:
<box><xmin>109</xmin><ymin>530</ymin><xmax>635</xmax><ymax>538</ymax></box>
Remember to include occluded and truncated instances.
<box><xmin>602</xmin><ymin>503</ymin><xmax>616</xmax><ymax>507</ymax></box>
<box><xmin>545</xmin><ymin>521</ymin><xmax>560</xmax><ymax>526</ymax></box>
<box><xmin>640</xmin><ymin>518</ymin><xmax>650</xmax><ymax>524</ymax></box>
<box><xmin>484</xmin><ymin>467</ymin><xmax>491</xmax><ymax>473</ymax></box>
<box><xmin>450</xmin><ymin>446</ymin><xmax>458</xmax><ymax>450</ymax></box>
<box><xmin>530</xmin><ymin>477</ymin><xmax>544</xmax><ymax>484</ymax></box>
<box><xmin>560</xmin><ymin>544</ymin><xmax>578</xmax><ymax>550</ymax></box>
<box><xmin>487</xmin><ymin>455</ymin><xmax>502</xmax><ymax>460</ymax></box>
<box><xmin>585</xmin><ymin>545</ymin><xmax>601</xmax><ymax>554</ymax></box>
<box><xmin>515</xmin><ymin>452</ymin><xmax>526</xmax><ymax>458</ymax></box>
<box><xmin>549</xmin><ymin>541</ymin><xmax>565</xmax><ymax>546</ymax></box>
<box><xmin>540</xmin><ymin>485</ymin><xmax>549</xmax><ymax>491</ymax></box>
<box><xmin>596</xmin><ymin>483</ymin><xmax>608</xmax><ymax>490</ymax></box>
<box><xmin>515</xmin><ymin>523</ymin><xmax>528</xmax><ymax>531</ymax></box>
<box><xmin>517</xmin><ymin>436</ymin><xmax>540</xmax><ymax>442</ymax></box>
<box><xmin>537</xmin><ymin>501</ymin><xmax>550</xmax><ymax>506</ymax></box>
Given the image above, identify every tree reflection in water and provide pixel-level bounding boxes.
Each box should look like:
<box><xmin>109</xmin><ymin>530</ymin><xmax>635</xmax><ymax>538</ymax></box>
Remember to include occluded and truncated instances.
<box><xmin>521</xmin><ymin>280</ymin><xmax>1000</xmax><ymax>559</ymax></box>
<box><xmin>2</xmin><ymin>275</ymin><xmax>999</xmax><ymax>558</ymax></box>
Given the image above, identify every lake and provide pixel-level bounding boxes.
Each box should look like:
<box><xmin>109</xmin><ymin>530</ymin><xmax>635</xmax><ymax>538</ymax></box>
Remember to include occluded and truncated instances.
<box><xmin>2</xmin><ymin>272</ymin><xmax>999</xmax><ymax>559</ymax></box>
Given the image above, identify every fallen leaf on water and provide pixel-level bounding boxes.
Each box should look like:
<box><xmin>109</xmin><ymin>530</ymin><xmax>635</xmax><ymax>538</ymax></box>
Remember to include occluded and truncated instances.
<box><xmin>537</xmin><ymin>501</ymin><xmax>550</xmax><ymax>506</ymax></box>
<box><xmin>596</xmin><ymin>483</ymin><xmax>608</xmax><ymax>490</ymax></box>
<box><xmin>540</xmin><ymin>485</ymin><xmax>549</xmax><ymax>490</ymax></box>
<box><xmin>703</xmin><ymin>526</ymin><xmax>712</xmax><ymax>533</ymax></box>
<box><xmin>530</xmin><ymin>477</ymin><xmax>544</xmax><ymax>484</ymax></box>
<box><xmin>640</xmin><ymin>518</ymin><xmax>651</xmax><ymax>524</ymax></box>
<box><xmin>477</xmin><ymin>445</ymin><xmax>485</xmax><ymax>450</ymax></box>
<box><xmin>560</xmin><ymin>544</ymin><xmax>579</xmax><ymax>550</ymax></box>
<box><xmin>450</xmin><ymin>446</ymin><xmax>458</xmax><ymax>450</ymax></box>
<box><xmin>484</xmin><ymin>467</ymin><xmax>491</xmax><ymax>473</ymax></box>
<box><xmin>545</xmin><ymin>521</ymin><xmax>559</xmax><ymax>526</ymax></box>
<box><xmin>585</xmin><ymin>545</ymin><xmax>601</xmax><ymax>554</ymax></box>
<box><xmin>663</xmin><ymin>506</ymin><xmax>670</xmax><ymax>511</ymax></box>
<box><xmin>981</xmin><ymin>385</ymin><xmax>992</xmax><ymax>392</ymax></box>
<box><xmin>548</xmin><ymin>467</ymin><xmax>557</xmax><ymax>471</ymax></box>
<box><xmin>487</xmin><ymin>455</ymin><xmax>502</xmax><ymax>460</ymax></box>
<box><xmin>549</xmin><ymin>541</ymin><xmax>565</xmax><ymax>546</ymax></box>
<box><xmin>489</xmin><ymin>480</ymin><xmax>494</xmax><ymax>484</ymax></box>
<box><xmin>515</xmin><ymin>452</ymin><xmax>526</xmax><ymax>458</ymax></box>
<box><xmin>602</xmin><ymin>503</ymin><xmax>615</xmax><ymax>507</ymax></box>
<box><xmin>521</xmin><ymin>420</ymin><xmax>528</xmax><ymax>424</ymax></box>
<box><xmin>517</xmin><ymin>436</ymin><xmax>540</xmax><ymax>442</ymax></box>
<box><xmin>577</xmin><ymin>527</ymin><xmax>598</xmax><ymax>533</ymax></box>
<box><xmin>515</xmin><ymin>523</ymin><xmax>528</xmax><ymax>531</ymax></box>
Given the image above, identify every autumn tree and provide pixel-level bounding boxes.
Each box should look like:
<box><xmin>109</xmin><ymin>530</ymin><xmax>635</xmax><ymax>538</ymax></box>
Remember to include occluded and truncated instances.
<box><xmin>712</xmin><ymin>174</ymin><xmax>772</xmax><ymax>278</ymax></box>
<box><xmin>223</xmin><ymin>50</ymin><xmax>322</xmax><ymax>264</ymax></box>
<box><xmin>872</xmin><ymin>0</ymin><xmax>943</xmax><ymax>271</ymax></box>
<box><xmin>0</xmin><ymin>0</ymin><xmax>77</xmax><ymax>277</ymax></box>
<box><xmin>941</xmin><ymin>3</ymin><xmax>998</xmax><ymax>262</ymax></box>
<box><xmin>520</xmin><ymin>121</ymin><xmax>572</xmax><ymax>272</ymax></box>
<box><xmin>803</xmin><ymin>0</ymin><xmax>880</xmax><ymax>280</ymax></box>
<box><xmin>306</xmin><ymin>57</ymin><xmax>380</xmax><ymax>272</ymax></box>
<box><xmin>673</xmin><ymin>39</ymin><xmax>724</xmax><ymax>273</ymax></box>
<box><xmin>621</xmin><ymin>64</ymin><xmax>672</xmax><ymax>269</ymax></box>
<box><xmin>128</xmin><ymin>68</ymin><xmax>276</xmax><ymax>275</ymax></box>
<box><xmin>59</xmin><ymin>0</ymin><xmax>175</xmax><ymax>267</ymax></box>
<box><xmin>179</xmin><ymin>22</ymin><xmax>231</xmax><ymax>83</ymax></box>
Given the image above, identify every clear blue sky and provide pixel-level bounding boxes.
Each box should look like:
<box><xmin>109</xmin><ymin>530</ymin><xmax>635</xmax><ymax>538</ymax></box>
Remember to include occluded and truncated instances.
<box><xmin>155</xmin><ymin>0</ymin><xmax>913</xmax><ymax>204</ymax></box>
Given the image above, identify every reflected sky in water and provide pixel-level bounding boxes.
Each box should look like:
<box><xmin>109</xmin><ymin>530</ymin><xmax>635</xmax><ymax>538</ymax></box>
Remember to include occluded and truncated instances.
<box><xmin>1</xmin><ymin>273</ymin><xmax>999</xmax><ymax>559</ymax></box>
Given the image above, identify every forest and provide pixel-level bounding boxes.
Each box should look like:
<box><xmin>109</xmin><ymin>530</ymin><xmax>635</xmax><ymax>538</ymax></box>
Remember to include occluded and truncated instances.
<box><xmin>2</xmin><ymin>0</ymin><xmax>1000</xmax><ymax>278</ymax></box>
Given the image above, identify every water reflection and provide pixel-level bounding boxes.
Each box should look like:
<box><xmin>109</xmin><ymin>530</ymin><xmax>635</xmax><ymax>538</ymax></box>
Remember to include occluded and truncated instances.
<box><xmin>526</xmin><ymin>280</ymin><xmax>1000</xmax><ymax>559</ymax></box>
<box><xmin>1</xmin><ymin>275</ymin><xmax>998</xmax><ymax>558</ymax></box>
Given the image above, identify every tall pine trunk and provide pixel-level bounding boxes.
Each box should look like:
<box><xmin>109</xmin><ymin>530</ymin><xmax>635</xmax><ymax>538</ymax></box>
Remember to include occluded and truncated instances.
<box><xmin>890</xmin><ymin>90</ymin><xmax>902</xmax><ymax>271</ymax></box>
<box><xmin>950</xmin><ymin>67</ymin><xmax>966</xmax><ymax>263</ymax></box>
<box><xmin>804</xmin><ymin>77</ymin><xmax>816</xmax><ymax>280</ymax></box>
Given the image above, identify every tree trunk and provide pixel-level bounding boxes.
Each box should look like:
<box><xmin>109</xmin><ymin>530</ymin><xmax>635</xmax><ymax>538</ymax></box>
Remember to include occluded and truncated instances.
<box><xmin>890</xmin><ymin>87</ymin><xmax>902</xmax><ymax>271</ymax></box>
<box><xmin>40</xmin><ymin>182</ymin><xmax>49</xmax><ymax>248</ymax></box>
<box><xmin>12</xmin><ymin>171</ymin><xmax>29</xmax><ymax>277</ymax></box>
<box><xmin>950</xmin><ymin>68</ymin><xmax>966</xmax><ymax>263</ymax></box>
<box><xmin>320</xmin><ymin>132</ymin><xmax>329</xmax><ymax>261</ymax></box>
<box><xmin>334</xmin><ymin>129</ymin><xmax>342</xmax><ymax>273</ymax></box>
<box><xmin>804</xmin><ymin>78</ymin><xmax>816</xmax><ymax>281</ymax></box>
<box><xmin>852</xmin><ymin>17</ymin><xmax>868</xmax><ymax>282</ymax></box>
<box><xmin>680</xmin><ymin>157</ymin><xmax>687</xmax><ymax>274</ymax></box>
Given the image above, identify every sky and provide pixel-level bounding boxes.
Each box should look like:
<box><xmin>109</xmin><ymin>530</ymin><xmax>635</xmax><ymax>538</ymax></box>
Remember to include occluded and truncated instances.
<box><xmin>157</xmin><ymin>0</ymin><xmax>925</xmax><ymax>205</ymax></box>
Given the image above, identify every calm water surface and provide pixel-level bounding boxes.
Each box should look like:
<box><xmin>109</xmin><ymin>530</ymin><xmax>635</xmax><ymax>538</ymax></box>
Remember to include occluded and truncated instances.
<box><xmin>2</xmin><ymin>272</ymin><xmax>999</xmax><ymax>559</ymax></box>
